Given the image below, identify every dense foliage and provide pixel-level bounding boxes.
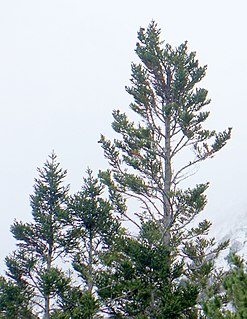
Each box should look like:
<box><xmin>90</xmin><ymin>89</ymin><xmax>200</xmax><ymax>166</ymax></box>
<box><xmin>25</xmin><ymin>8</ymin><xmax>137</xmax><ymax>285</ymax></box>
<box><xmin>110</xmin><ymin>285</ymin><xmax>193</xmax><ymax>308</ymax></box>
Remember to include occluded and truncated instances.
<box><xmin>0</xmin><ymin>21</ymin><xmax>240</xmax><ymax>319</ymax></box>
<box><xmin>203</xmin><ymin>254</ymin><xmax>247</xmax><ymax>318</ymax></box>
<box><xmin>98</xmin><ymin>21</ymin><xmax>231</xmax><ymax>317</ymax></box>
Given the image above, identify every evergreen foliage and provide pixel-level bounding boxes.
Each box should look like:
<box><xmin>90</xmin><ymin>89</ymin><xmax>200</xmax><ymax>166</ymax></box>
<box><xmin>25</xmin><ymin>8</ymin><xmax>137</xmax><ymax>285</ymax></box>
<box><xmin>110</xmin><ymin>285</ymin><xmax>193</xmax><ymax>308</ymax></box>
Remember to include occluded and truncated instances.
<box><xmin>0</xmin><ymin>274</ymin><xmax>34</xmax><ymax>318</ymax></box>
<box><xmin>99</xmin><ymin>21</ymin><xmax>231</xmax><ymax>317</ymax></box>
<box><xmin>203</xmin><ymin>254</ymin><xmax>247</xmax><ymax>319</ymax></box>
<box><xmin>0</xmin><ymin>21</ymin><xmax>239</xmax><ymax>319</ymax></box>
<box><xmin>0</xmin><ymin>153</ymin><xmax>72</xmax><ymax>318</ymax></box>
<box><xmin>58</xmin><ymin>169</ymin><xmax>121</xmax><ymax>318</ymax></box>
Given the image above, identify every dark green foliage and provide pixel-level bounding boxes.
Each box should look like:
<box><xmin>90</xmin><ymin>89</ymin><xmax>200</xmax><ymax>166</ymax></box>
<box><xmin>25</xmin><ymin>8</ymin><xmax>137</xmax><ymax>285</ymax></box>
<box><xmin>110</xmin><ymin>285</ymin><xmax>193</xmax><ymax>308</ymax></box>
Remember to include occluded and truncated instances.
<box><xmin>52</xmin><ymin>288</ymin><xmax>102</xmax><ymax>319</ymax></box>
<box><xmin>224</xmin><ymin>254</ymin><xmax>247</xmax><ymax>317</ymax></box>
<box><xmin>99</xmin><ymin>21</ymin><xmax>231</xmax><ymax>317</ymax></box>
<box><xmin>203</xmin><ymin>254</ymin><xmax>247</xmax><ymax>319</ymax></box>
<box><xmin>0</xmin><ymin>158</ymin><xmax>121</xmax><ymax>319</ymax></box>
<box><xmin>0</xmin><ymin>21</ymin><xmax>234</xmax><ymax>318</ymax></box>
<box><xmin>0</xmin><ymin>275</ymin><xmax>35</xmax><ymax>318</ymax></box>
<box><xmin>0</xmin><ymin>153</ymin><xmax>72</xmax><ymax>318</ymax></box>
<box><xmin>98</xmin><ymin>220</ymin><xmax>200</xmax><ymax>318</ymax></box>
<box><xmin>11</xmin><ymin>152</ymin><xmax>71</xmax><ymax>257</ymax></box>
<box><xmin>62</xmin><ymin>169</ymin><xmax>121</xmax><ymax>317</ymax></box>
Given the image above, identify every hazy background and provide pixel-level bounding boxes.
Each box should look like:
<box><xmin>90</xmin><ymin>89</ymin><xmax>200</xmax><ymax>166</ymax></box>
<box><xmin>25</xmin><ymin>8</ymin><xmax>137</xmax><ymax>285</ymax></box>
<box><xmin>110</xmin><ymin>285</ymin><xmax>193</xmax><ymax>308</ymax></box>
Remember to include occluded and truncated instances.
<box><xmin>0</xmin><ymin>0</ymin><xmax>246</xmax><ymax>270</ymax></box>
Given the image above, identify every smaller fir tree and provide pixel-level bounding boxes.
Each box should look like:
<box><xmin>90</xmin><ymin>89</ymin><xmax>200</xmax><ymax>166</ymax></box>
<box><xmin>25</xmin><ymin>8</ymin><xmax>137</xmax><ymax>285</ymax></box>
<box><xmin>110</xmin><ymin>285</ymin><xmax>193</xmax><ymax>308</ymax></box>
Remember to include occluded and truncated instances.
<box><xmin>0</xmin><ymin>271</ymin><xmax>34</xmax><ymax>318</ymax></box>
<box><xmin>0</xmin><ymin>153</ymin><xmax>73</xmax><ymax>319</ymax></box>
<box><xmin>57</xmin><ymin>169</ymin><xmax>121</xmax><ymax>318</ymax></box>
<box><xmin>203</xmin><ymin>253</ymin><xmax>247</xmax><ymax>319</ymax></box>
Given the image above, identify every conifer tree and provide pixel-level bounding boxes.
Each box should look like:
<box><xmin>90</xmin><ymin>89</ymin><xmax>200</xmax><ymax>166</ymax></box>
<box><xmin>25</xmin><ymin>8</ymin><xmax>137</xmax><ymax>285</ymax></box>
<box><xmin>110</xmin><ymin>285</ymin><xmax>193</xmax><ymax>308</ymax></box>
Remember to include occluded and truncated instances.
<box><xmin>59</xmin><ymin>169</ymin><xmax>120</xmax><ymax>318</ymax></box>
<box><xmin>99</xmin><ymin>21</ymin><xmax>231</xmax><ymax>317</ymax></box>
<box><xmin>0</xmin><ymin>153</ymin><xmax>73</xmax><ymax>318</ymax></box>
<box><xmin>203</xmin><ymin>253</ymin><xmax>247</xmax><ymax>318</ymax></box>
<box><xmin>0</xmin><ymin>272</ymin><xmax>35</xmax><ymax>318</ymax></box>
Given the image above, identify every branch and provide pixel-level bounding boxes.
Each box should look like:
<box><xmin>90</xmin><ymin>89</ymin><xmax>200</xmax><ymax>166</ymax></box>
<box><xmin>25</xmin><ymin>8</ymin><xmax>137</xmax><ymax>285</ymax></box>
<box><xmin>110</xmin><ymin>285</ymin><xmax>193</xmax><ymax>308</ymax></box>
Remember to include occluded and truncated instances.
<box><xmin>171</xmin><ymin>135</ymin><xmax>189</xmax><ymax>158</ymax></box>
<box><xmin>172</xmin><ymin>154</ymin><xmax>208</xmax><ymax>185</ymax></box>
<box><xmin>124</xmin><ymin>191</ymin><xmax>160</xmax><ymax>221</ymax></box>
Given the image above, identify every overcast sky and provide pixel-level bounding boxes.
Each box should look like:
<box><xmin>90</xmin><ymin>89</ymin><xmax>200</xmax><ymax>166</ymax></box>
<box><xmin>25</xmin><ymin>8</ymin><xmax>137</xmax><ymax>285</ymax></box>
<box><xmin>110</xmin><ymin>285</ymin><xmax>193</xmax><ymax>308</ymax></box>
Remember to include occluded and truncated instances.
<box><xmin>0</xmin><ymin>0</ymin><xmax>246</xmax><ymax>270</ymax></box>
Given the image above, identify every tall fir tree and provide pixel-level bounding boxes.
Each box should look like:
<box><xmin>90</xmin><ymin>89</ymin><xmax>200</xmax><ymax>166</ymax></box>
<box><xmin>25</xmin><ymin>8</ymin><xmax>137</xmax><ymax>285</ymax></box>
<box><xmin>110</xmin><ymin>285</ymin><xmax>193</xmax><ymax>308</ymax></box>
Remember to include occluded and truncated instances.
<box><xmin>98</xmin><ymin>21</ymin><xmax>231</xmax><ymax>317</ymax></box>
<box><xmin>0</xmin><ymin>153</ymin><xmax>73</xmax><ymax>319</ymax></box>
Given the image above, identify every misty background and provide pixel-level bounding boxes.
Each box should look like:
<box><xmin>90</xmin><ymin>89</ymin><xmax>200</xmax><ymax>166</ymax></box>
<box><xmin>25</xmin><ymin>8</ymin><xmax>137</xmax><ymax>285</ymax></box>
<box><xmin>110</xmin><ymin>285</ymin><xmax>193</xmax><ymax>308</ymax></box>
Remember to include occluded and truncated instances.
<box><xmin>0</xmin><ymin>0</ymin><xmax>246</xmax><ymax>270</ymax></box>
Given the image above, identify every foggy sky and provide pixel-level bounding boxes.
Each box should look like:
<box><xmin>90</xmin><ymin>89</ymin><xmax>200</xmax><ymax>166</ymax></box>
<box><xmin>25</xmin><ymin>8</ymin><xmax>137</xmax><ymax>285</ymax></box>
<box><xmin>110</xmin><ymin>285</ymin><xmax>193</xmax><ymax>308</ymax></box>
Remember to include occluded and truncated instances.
<box><xmin>0</xmin><ymin>0</ymin><xmax>246</xmax><ymax>270</ymax></box>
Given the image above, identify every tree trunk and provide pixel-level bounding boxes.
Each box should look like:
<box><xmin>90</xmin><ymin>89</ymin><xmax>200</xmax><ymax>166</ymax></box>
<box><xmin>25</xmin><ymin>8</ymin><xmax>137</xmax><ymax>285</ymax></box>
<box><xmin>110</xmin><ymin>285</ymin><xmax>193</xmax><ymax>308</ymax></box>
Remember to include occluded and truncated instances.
<box><xmin>44</xmin><ymin>297</ymin><xmax>50</xmax><ymax>319</ymax></box>
<box><xmin>44</xmin><ymin>232</ymin><xmax>52</xmax><ymax>319</ymax></box>
<box><xmin>163</xmin><ymin>114</ymin><xmax>172</xmax><ymax>247</ymax></box>
<box><xmin>88</xmin><ymin>231</ymin><xmax>93</xmax><ymax>295</ymax></box>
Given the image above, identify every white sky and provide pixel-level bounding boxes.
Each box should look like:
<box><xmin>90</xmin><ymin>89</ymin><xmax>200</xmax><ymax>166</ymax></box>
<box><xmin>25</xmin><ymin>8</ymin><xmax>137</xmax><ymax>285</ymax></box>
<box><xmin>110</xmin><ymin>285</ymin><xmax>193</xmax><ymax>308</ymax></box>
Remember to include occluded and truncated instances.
<box><xmin>0</xmin><ymin>0</ymin><xmax>246</xmax><ymax>270</ymax></box>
